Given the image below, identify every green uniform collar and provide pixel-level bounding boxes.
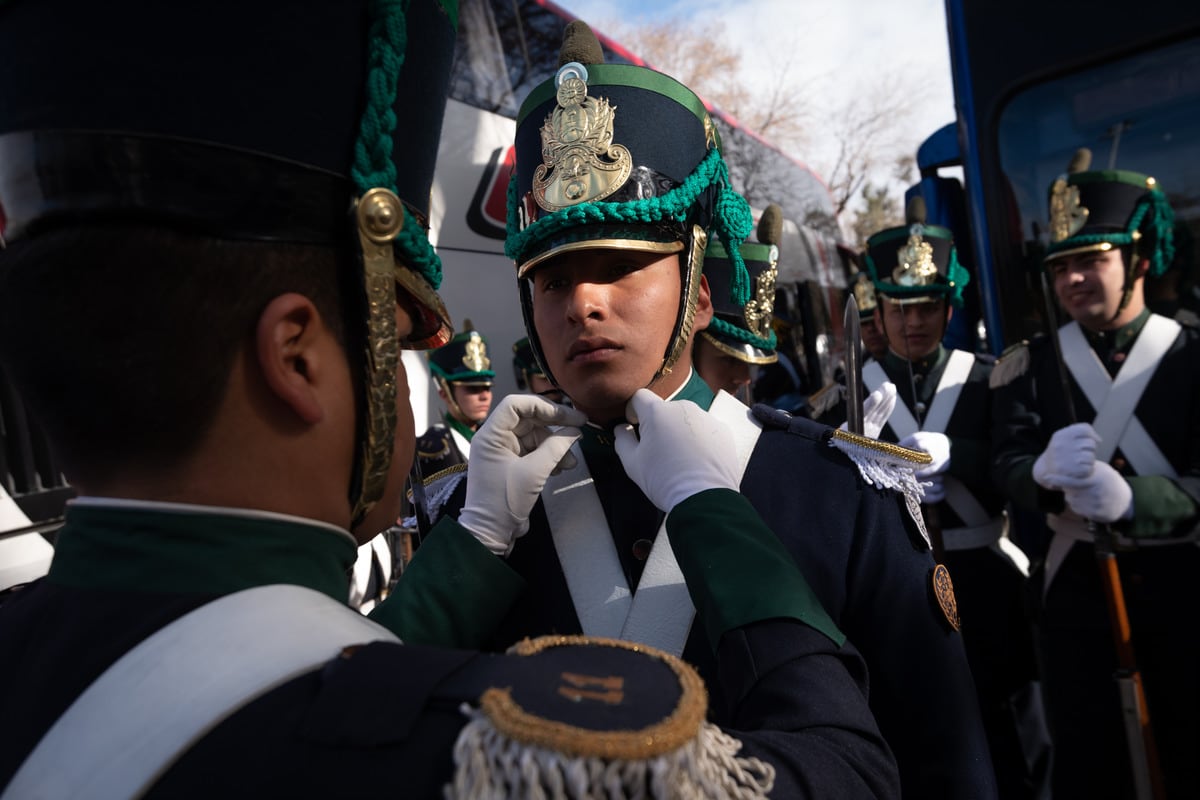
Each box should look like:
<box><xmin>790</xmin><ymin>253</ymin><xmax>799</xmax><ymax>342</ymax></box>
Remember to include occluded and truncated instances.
<box><xmin>884</xmin><ymin>343</ymin><xmax>947</xmax><ymax>377</ymax></box>
<box><xmin>1083</xmin><ymin>307</ymin><xmax>1151</xmax><ymax>354</ymax></box>
<box><xmin>445</xmin><ymin>413</ymin><xmax>476</xmax><ymax>442</ymax></box>
<box><xmin>47</xmin><ymin>498</ymin><xmax>358</xmax><ymax>600</ymax></box>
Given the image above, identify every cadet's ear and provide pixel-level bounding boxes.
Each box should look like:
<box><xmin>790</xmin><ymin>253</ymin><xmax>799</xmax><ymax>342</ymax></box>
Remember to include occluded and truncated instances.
<box><xmin>1133</xmin><ymin>256</ymin><xmax>1152</xmax><ymax>280</ymax></box>
<box><xmin>693</xmin><ymin>274</ymin><xmax>714</xmax><ymax>331</ymax></box>
<box><xmin>255</xmin><ymin>293</ymin><xmax>329</xmax><ymax>425</ymax></box>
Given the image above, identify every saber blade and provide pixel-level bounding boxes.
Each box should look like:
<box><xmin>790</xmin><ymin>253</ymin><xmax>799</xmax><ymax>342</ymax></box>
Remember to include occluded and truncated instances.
<box><xmin>844</xmin><ymin>295</ymin><xmax>865</xmax><ymax>435</ymax></box>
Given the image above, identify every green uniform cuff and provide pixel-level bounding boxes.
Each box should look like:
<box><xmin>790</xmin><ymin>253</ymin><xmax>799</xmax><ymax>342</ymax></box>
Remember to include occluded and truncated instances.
<box><xmin>666</xmin><ymin>488</ymin><xmax>844</xmax><ymax>650</ymax></box>
<box><xmin>1117</xmin><ymin>475</ymin><xmax>1200</xmax><ymax>539</ymax></box>
<box><xmin>370</xmin><ymin>518</ymin><xmax>525</xmax><ymax>647</ymax></box>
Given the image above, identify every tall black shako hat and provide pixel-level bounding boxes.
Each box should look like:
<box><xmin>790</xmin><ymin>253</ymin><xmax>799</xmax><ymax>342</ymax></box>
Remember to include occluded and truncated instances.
<box><xmin>0</xmin><ymin>0</ymin><xmax>458</xmax><ymax>527</ymax></box>
<box><xmin>1044</xmin><ymin>148</ymin><xmax>1175</xmax><ymax>313</ymax></box>
<box><xmin>428</xmin><ymin>320</ymin><xmax>495</xmax><ymax>386</ymax></box>
<box><xmin>699</xmin><ymin>204</ymin><xmax>783</xmax><ymax>365</ymax></box>
<box><xmin>852</xmin><ymin>272</ymin><xmax>879</xmax><ymax>322</ymax></box>
<box><xmin>506</xmin><ymin>20</ymin><xmax>756</xmax><ymax>388</ymax></box>
<box><xmin>866</xmin><ymin>197</ymin><xmax>969</xmax><ymax>308</ymax></box>
<box><xmin>512</xmin><ymin>337</ymin><xmax>547</xmax><ymax>391</ymax></box>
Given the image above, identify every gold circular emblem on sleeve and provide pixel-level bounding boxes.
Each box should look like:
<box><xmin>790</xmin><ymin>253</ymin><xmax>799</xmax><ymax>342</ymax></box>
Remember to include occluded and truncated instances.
<box><xmin>932</xmin><ymin>563</ymin><xmax>960</xmax><ymax>631</ymax></box>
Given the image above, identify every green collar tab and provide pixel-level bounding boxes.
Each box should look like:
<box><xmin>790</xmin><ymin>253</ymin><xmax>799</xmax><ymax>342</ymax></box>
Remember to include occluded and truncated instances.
<box><xmin>47</xmin><ymin>500</ymin><xmax>358</xmax><ymax>601</ymax></box>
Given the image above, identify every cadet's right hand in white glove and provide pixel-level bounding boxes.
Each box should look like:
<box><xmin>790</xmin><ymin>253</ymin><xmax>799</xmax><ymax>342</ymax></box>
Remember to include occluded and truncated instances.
<box><xmin>838</xmin><ymin>381</ymin><xmax>898</xmax><ymax>439</ymax></box>
<box><xmin>613</xmin><ymin>389</ymin><xmax>740</xmax><ymax>513</ymax></box>
<box><xmin>1033</xmin><ymin>422</ymin><xmax>1100</xmax><ymax>490</ymax></box>
<box><xmin>456</xmin><ymin>395</ymin><xmax>586</xmax><ymax>556</ymax></box>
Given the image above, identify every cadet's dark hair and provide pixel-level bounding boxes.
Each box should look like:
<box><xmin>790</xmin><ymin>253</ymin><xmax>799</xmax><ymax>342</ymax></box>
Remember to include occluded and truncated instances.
<box><xmin>0</xmin><ymin>223</ymin><xmax>352</xmax><ymax>484</ymax></box>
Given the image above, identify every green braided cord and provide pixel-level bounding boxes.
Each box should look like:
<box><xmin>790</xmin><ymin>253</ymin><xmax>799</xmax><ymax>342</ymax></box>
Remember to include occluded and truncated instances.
<box><xmin>351</xmin><ymin>0</ymin><xmax>444</xmax><ymax>289</ymax></box>
<box><xmin>713</xmin><ymin>187</ymin><xmax>755</xmax><ymax>307</ymax></box>
<box><xmin>506</xmin><ymin>147</ymin><xmax>748</xmax><ymax>265</ymax></box>
<box><xmin>708</xmin><ymin>316</ymin><xmax>777</xmax><ymax>351</ymax></box>
<box><xmin>351</xmin><ymin>0</ymin><xmax>405</xmax><ymax>194</ymax></box>
<box><xmin>397</xmin><ymin>212</ymin><xmax>443</xmax><ymax>287</ymax></box>
<box><xmin>1046</xmin><ymin>189</ymin><xmax>1176</xmax><ymax>278</ymax></box>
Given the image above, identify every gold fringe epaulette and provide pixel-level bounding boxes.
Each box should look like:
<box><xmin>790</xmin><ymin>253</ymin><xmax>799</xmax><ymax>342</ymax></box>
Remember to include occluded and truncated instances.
<box><xmin>806</xmin><ymin>382</ymin><xmax>844</xmax><ymax>418</ymax></box>
<box><xmin>988</xmin><ymin>341</ymin><xmax>1030</xmax><ymax>388</ymax></box>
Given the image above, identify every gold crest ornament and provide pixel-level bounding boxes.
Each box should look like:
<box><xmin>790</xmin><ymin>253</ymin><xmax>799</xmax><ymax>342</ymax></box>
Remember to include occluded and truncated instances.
<box><xmin>931</xmin><ymin>564</ymin><xmax>961</xmax><ymax>631</ymax></box>
<box><xmin>853</xmin><ymin>273</ymin><xmax>877</xmax><ymax>314</ymax></box>
<box><xmin>532</xmin><ymin>63</ymin><xmax>633</xmax><ymax>212</ymax></box>
<box><xmin>893</xmin><ymin>225</ymin><xmax>938</xmax><ymax>286</ymax></box>
<box><xmin>462</xmin><ymin>332</ymin><xmax>491</xmax><ymax>372</ymax></box>
<box><xmin>1048</xmin><ymin>177</ymin><xmax>1089</xmax><ymax>242</ymax></box>
<box><xmin>742</xmin><ymin>253</ymin><xmax>778</xmax><ymax>338</ymax></box>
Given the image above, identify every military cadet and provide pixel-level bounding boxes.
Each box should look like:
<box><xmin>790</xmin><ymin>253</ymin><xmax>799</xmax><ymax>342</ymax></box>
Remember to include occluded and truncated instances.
<box><xmin>693</xmin><ymin>204</ymin><xmax>783</xmax><ymax>403</ymax></box>
<box><xmin>512</xmin><ymin>335</ymin><xmax>565</xmax><ymax>403</ymax></box>
<box><xmin>991</xmin><ymin>151</ymin><xmax>1200</xmax><ymax>799</ymax></box>
<box><xmin>854</xmin><ymin>271</ymin><xmax>890</xmax><ymax>362</ymax></box>
<box><xmin>415</xmin><ymin>322</ymin><xmax>495</xmax><ymax>478</ymax></box>
<box><xmin>383</xmin><ymin>20</ymin><xmax>998</xmax><ymax>799</ymax></box>
<box><xmin>0</xmin><ymin>2</ymin><xmax>905</xmax><ymax>797</ymax></box>
<box><xmin>854</xmin><ymin>203</ymin><xmax>1049</xmax><ymax>798</ymax></box>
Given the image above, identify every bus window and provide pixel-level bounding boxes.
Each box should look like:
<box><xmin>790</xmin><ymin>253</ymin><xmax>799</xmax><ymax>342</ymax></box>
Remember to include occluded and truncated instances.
<box><xmin>995</xmin><ymin>35</ymin><xmax>1200</xmax><ymax>334</ymax></box>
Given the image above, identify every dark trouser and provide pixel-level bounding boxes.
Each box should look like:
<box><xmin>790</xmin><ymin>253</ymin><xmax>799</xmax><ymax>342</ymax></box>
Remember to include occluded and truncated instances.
<box><xmin>947</xmin><ymin>545</ymin><xmax>1051</xmax><ymax>800</ymax></box>
<box><xmin>1039</xmin><ymin>542</ymin><xmax>1200</xmax><ymax>799</ymax></box>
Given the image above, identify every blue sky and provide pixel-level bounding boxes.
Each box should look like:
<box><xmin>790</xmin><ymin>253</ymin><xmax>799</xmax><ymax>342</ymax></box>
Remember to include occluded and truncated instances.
<box><xmin>552</xmin><ymin>0</ymin><xmax>957</xmax><ymax>200</ymax></box>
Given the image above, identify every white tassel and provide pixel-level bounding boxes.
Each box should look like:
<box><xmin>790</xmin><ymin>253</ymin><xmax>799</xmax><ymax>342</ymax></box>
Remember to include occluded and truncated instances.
<box><xmin>446</xmin><ymin>705</ymin><xmax>774</xmax><ymax>800</ymax></box>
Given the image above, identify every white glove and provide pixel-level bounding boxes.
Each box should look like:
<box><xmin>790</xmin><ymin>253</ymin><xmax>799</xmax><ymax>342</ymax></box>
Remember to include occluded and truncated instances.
<box><xmin>897</xmin><ymin>430</ymin><xmax>951</xmax><ymax>478</ymax></box>
<box><xmin>922</xmin><ymin>474</ymin><xmax>947</xmax><ymax>504</ymax></box>
<box><xmin>1059</xmin><ymin>461</ymin><xmax>1134</xmax><ymax>523</ymax></box>
<box><xmin>1033</xmin><ymin>422</ymin><xmax>1100</xmax><ymax>490</ymax></box>
<box><xmin>613</xmin><ymin>389</ymin><xmax>740</xmax><ymax>513</ymax></box>
<box><xmin>456</xmin><ymin>394</ymin><xmax>586</xmax><ymax>556</ymax></box>
<box><xmin>838</xmin><ymin>381</ymin><xmax>898</xmax><ymax>440</ymax></box>
<box><xmin>863</xmin><ymin>382</ymin><xmax>898</xmax><ymax>440</ymax></box>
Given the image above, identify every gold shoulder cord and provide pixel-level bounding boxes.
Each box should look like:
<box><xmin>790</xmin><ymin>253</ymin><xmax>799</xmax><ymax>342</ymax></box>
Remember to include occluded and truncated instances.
<box><xmin>351</xmin><ymin>187</ymin><xmax>404</xmax><ymax>524</ymax></box>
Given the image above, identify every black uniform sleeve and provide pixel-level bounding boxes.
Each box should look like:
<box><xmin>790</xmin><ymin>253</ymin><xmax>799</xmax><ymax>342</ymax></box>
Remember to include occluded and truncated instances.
<box><xmin>716</xmin><ymin>620</ymin><xmax>900</xmax><ymax>798</ymax></box>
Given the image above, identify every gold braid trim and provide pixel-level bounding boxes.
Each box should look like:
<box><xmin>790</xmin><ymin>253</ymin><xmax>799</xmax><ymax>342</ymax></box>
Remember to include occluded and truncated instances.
<box><xmin>830</xmin><ymin>429</ymin><xmax>933</xmax><ymax>464</ymax></box>
<box><xmin>481</xmin><ymin>635</ymin><xmax>708</xmax><ymax>760</ymax></box>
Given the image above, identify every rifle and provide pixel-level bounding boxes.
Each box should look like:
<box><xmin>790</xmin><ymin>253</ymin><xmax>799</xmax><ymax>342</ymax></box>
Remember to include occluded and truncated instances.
<box><xmin>1039</xmin><ymin>270</ymin><xmax>1164</xmax><ymax>800</ymax></box>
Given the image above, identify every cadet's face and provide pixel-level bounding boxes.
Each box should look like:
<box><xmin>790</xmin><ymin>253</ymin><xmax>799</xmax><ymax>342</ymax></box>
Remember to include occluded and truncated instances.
<box><xmin>879</xmin><ymin>297</ymin><xmax>949</xmax><ymax>361</ymax></box>
<box><xmin>693</xmin><ymin>336</ymin><xmax>752</xmax><ymax>398</ymax></box>
<box><xmin>450</xmin><ymin>383</ymin><xmax>493</xmax><ymax>426</ymax></box>
<box><xmin>1049</xmin><ymin>249</ymin><xmax>1140</xmax><ymax>331</ymax></box>
<box><xmin>529</xmin><ymin>249</ymin><xmax>689</xmax><ymax>422</ymax></box>
<box><xmin>351</xmin><ymin>295</ymin><xmax>418</xmax><ymax>543</ymax></box>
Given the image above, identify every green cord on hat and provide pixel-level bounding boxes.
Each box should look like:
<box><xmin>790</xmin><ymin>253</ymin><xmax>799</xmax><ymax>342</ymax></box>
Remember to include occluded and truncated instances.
<box><xmin>506</xmin><ymin>147</ymin><xmax>754</xmax><ymax>305</ymax></box>
<box><xmin>350</xmin><ymin>0</ymin><xmax>444</xmax><ymax>289</ymax></box>
<box><xmin>1047</xmin><ymin>189</ymin><xmax>1176</xmax><ymax>277</ymax></box>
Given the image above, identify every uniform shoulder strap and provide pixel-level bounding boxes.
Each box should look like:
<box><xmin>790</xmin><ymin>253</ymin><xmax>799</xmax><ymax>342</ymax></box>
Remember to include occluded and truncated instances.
<box><xmin>3</xmin><ymin>585</ymin><xmax>398</xmax><ymax>800</ymax></box>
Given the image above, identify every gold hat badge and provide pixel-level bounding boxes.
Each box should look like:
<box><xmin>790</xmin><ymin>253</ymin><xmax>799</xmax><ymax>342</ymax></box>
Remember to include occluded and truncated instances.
<box><xmin>533</xmin><ymin>62</ymin><xmax>633</xmax><ymax>212</ymax></box>
<box><xmin>1048</xmin><ymin>179</ymin><xmax>1089</xmax><ymax>242</ymax></box>
<box><xmin>893</xmin><ymin>225</ymin><xmax>938</xmax><ymax>286</ymax></box>
<box><xmin>462</xmin><ymin>331</ymin><xmax>491</xmax><ymax>372</ymax></box>
<box><xmin>742</xmin><ymin>252</ymin><xmax>778</xmax><ymax>339</ymax></box>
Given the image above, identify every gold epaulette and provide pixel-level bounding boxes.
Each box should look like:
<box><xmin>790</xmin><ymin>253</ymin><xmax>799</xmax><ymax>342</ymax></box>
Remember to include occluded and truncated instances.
<box><xmin>988</xmin><ymin>341</ymin><xmax>1030</xmax><ymax>388</ymax></box>
<box><xmin>806</xmin><ymin>382</ymin><xmax>844</xmax><ymax>418</ymax></box>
